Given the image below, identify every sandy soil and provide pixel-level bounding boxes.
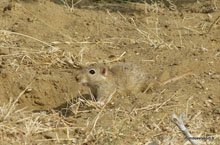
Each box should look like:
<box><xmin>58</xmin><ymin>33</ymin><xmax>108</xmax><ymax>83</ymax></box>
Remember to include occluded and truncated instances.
<box><xmin>0</xmin><ymin>0</ymin><xmax>219</xmax><ymax>144</ymax></box>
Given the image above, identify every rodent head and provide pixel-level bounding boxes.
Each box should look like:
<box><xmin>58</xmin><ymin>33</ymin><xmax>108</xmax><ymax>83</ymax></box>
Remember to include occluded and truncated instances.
<box><xmin>75</xmin><ymin>65</ymin><xmax>108</xmax><ymax>86</ymax></box>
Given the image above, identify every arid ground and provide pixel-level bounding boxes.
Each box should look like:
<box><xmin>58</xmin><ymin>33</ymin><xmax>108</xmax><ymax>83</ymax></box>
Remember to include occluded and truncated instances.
<box><xmin>0</xmin><ymin>0</ymin><xmax>219</xmax><ymax>144</ymax></box>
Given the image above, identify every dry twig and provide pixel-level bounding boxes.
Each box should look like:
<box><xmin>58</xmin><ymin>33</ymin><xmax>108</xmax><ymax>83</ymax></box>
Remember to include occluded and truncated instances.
<box><xmin>171</xmin><ymin>114</ymin><xmax>198</xmax><ymax>145</ymax></box>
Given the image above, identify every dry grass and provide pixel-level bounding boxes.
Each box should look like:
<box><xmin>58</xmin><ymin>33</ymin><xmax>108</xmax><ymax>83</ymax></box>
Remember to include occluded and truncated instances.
<box><xmin>0</xmin><ymin>1</ymin><xmax>219</xmax><ymax>145</ymax></box>
<box><xmin>0</xmin><ymin>89</ymin><xmax>217</xmax><ymax>144</ymax></box>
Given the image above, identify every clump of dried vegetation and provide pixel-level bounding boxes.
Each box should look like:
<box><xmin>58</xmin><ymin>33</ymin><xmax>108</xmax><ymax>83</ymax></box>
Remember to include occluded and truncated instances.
<box><xmin>0</xmin><ymin>0</ymin><xmax>219</xmax><ymax>144</ymax></box>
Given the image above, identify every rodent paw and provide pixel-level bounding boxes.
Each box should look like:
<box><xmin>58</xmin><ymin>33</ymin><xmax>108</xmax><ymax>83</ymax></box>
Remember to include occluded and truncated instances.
<box><xmin>96</xmin><ymin>101</ymin><xmax>105</xmax><ymax>106</ymax></box>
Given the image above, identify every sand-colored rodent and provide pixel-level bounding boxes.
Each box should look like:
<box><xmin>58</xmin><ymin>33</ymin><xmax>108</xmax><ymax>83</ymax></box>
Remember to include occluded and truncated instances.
<box><xmin>75</xmin><ymin>62</ymin><xmax>192</xmax><ymax>103</ymax></box>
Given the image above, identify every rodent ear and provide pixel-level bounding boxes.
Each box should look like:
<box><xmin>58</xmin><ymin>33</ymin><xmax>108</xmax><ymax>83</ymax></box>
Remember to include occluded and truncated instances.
<box><xmin>100</xmin><ymin>67</ymin><xmax>108</xmax><ymax>76</ymax></box>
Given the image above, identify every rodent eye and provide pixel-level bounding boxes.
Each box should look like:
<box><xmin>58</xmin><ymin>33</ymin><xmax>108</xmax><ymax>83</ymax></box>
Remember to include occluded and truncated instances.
<box><xmin>89</xmin><ymin>70</ymin><xmax>95</xmax><ymax>74</ymax></box>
